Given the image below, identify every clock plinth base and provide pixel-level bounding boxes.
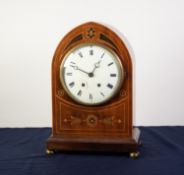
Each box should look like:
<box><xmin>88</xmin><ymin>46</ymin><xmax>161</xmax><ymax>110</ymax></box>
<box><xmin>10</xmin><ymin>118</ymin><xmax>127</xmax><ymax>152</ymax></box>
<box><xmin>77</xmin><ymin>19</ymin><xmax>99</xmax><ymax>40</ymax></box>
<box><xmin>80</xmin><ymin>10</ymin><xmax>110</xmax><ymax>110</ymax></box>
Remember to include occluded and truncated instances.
<box><xmin>46</xmin><ymin>128</ymin><xmax>141</xmax><ymax>153</ymax></box>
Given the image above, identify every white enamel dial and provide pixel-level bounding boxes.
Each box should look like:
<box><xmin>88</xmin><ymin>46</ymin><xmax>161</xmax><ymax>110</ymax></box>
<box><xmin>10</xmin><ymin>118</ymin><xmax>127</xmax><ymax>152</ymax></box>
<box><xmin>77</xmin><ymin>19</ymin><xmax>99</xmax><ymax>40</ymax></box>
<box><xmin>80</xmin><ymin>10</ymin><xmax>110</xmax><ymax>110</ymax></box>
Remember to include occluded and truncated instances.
<box><xmin>60</xmin><ymin>44</ymin><xmax>124</xmax><ymax>105</ymax></box>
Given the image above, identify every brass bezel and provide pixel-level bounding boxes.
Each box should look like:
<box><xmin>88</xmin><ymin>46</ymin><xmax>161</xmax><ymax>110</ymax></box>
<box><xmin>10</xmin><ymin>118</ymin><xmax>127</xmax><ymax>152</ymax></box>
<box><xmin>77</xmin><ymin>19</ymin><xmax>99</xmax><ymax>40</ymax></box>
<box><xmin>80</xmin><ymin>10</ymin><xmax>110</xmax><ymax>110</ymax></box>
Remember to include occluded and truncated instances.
<box><xmin>59</xmin><ymin>43</ymin><xmax>124</xmax><ymax>106</ymax></box>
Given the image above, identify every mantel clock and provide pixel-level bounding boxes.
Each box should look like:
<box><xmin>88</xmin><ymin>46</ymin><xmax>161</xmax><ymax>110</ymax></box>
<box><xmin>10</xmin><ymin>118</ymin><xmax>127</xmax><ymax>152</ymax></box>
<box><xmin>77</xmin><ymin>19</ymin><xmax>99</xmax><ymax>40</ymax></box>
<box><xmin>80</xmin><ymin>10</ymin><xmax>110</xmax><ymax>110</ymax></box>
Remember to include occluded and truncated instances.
<box><xmin>46</xmin><ymin>22</ymin><xmax>141</xmax><ymax>158</ymax></box>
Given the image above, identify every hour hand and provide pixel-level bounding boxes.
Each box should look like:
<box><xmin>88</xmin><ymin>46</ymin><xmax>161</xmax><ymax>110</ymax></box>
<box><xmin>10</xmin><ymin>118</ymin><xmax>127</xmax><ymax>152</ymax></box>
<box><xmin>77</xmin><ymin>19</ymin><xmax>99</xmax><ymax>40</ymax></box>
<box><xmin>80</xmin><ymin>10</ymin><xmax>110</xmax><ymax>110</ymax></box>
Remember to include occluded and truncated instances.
<box><xmin>91</xmin><ymin>60</ymin><xmax>102</xmax><ymax>73</ymax></box>
<box><xmin>95</xmin><ymin>60</ymin><xmax>101</xmax><ymax>68</ymax></box>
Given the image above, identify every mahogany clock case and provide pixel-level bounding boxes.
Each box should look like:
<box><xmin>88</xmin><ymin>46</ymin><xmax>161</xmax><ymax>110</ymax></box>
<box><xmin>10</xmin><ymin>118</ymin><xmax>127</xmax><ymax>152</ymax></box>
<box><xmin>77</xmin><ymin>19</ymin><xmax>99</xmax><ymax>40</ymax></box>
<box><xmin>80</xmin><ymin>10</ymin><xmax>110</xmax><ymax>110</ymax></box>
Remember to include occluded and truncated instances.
<box><xmin>46</xmin><ymin>22</ymin><xmax>141</xmax><ymax>153</ymax></box>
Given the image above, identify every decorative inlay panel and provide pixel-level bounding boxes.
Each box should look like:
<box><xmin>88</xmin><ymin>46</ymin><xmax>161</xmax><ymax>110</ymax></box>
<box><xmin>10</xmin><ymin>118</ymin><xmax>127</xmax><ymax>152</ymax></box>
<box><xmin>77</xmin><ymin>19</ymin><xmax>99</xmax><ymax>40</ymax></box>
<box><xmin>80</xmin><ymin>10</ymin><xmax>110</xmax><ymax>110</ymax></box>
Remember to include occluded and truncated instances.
<box><xmin>56</xmin><ymin>100</ymin><xmax>128</xmax><ymax>134</ymax></box>
<box><xmin>63</xmin><ymin>114</ymin><xmax>123</xmax><ymax>128</ymax></box>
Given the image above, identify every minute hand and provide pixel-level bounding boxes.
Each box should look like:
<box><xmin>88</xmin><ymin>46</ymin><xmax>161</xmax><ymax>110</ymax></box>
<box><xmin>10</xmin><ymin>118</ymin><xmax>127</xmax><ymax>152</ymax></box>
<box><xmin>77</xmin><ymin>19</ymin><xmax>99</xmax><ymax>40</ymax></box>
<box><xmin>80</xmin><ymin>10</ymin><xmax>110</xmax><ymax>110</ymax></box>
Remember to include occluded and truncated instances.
<box><xmin>70</xmin><ymin>65</ymin><xmax>89</xmax><ymax>75</ymax></box>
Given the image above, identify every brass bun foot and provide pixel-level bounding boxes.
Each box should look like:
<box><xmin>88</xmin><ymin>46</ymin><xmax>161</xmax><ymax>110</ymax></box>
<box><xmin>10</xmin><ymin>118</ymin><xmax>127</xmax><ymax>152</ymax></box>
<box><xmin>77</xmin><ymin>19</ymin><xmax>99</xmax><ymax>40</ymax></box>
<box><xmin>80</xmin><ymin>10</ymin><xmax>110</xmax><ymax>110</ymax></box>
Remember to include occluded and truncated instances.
<box><xmin>46</xmin><ymin>149</ymin><xmax>54</xmax><ymax>155</ymax></box>
<box><xmin>129</xmin><ymin>152</ymin><xmax>140</xmax><ymax>159</ymax></box>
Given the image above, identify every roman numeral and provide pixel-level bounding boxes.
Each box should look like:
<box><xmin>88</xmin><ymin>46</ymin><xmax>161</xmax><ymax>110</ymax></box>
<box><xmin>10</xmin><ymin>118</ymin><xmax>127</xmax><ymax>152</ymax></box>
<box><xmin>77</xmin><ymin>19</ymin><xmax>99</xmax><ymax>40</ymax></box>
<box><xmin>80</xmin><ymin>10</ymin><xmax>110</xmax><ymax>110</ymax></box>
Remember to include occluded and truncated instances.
<box><xmin>66</xmin><ymin>72</ymin><xmax>72</xmax><ymax>76</ymax></box>
<box><xmin>69</xmin><ymin>82</ymin><xmax>75</xmax><ymax>88</ymax></box>
<box><xmin>70</xmin><ymin>62</ymin><xmax>76</xmax><ymax>68</ymax></box>
<box><xmin>110</xmin><ymin>73</ymin><xmax>116</xmax><ymax>77</ymax></box>
<box><xmin>70</xmin><ymin>61</ymin><xmax>76</xmax><ymax>64</ymax></box>
<box><xmin>78</xmin><ymin>52</ymin><xmax>83</xmax><ymax>58</ymax></box>
<box><xmin>89</xmin><ymin>50</ymin><xmax>93</xmax><ymax>55</ymax></box>
<box><xmin>89</xmin><ymin>93</ymin><xmax>93</xmax><ymax>100</ymax></box>
<box><xmin>107</xmin><ymin>83</ymin><xmax>113</xmax><ymax>89</ymax></box>
<box><xmin>100</xmin><ymin>92</ymin><xmax>105</xmax><ymax>97</ymax></box>
<box><xmin>101</xmin><ymin>53</ymin><xmax>105</xmax><ymax>58</ymax></box>
<box><xmin>108</xmin><ymin>62</ymin><xmax>114</xmax><ymax>66</ymax></box>
<box><xmin>77</xmin><ymin>90</ymin><xmax>82</xmax><ymax>96</ymax></box>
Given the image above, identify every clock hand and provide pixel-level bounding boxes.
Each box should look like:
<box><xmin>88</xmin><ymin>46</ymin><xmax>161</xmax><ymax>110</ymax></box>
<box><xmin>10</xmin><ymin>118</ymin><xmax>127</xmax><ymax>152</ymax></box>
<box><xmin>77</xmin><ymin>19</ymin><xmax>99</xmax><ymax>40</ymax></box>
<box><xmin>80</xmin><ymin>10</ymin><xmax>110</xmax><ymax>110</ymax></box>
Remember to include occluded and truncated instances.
<box><xmin>70</xmin><ymin>65</ymin><xmax>90</xmax><ymax>75</ymax></box>
<box><xmin>91</xmin><ymin>60</ymin><xmax>102</xmax><ymax>74</ymax></box>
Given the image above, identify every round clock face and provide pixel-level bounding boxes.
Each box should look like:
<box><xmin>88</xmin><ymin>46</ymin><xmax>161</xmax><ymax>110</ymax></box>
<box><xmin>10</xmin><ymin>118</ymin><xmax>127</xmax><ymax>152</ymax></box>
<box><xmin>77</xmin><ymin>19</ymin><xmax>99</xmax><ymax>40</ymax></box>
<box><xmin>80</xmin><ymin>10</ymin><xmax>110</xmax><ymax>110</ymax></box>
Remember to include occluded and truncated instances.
<box><xmin>60</xmin><ymin>43</ymin><xmax>124</xmax><ymax>105</ymax></box>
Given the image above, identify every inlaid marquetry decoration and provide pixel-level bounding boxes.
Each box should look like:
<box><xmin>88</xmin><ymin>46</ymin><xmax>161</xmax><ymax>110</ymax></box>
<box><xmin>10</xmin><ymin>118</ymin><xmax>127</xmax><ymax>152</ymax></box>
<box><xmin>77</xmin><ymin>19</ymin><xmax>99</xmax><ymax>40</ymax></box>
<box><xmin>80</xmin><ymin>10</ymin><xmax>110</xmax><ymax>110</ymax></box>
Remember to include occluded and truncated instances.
<box><xmin>87</xmin><ymin>28</ymin><xmax>95</xmax><ymax>38</ymax></box>
<box><xmin>63</xmin><ymin>114</ymin><xmax>123</xmax><ymax>128</ymax></box>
